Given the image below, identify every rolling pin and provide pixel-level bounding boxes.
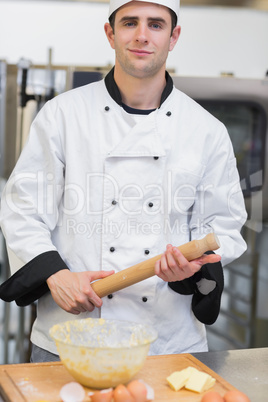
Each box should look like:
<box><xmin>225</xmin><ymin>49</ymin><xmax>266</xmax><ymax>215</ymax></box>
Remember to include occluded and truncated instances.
<box><xmin>91</xmin><ymin>232</ymin><xmax>220</xmax><ymax>298</ymax></box>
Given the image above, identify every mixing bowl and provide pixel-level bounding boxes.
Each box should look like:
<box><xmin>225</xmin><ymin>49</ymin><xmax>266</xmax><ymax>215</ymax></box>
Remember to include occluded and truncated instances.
<box><xmin>49</xmin><ymin>318</ymin><xmax>157</xmax><ymax>389</ymax></box>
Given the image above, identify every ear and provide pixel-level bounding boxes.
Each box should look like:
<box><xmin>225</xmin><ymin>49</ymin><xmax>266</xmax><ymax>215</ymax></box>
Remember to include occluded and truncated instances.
<box><xmin>169</xmin><ymin>25</ymin><xmax>181</xmax><ymax>51</ymax></box>
<box><xmin>104</xmin><ymin>22</ymin><xmax>115</xmax><ymax>49</ymax></box>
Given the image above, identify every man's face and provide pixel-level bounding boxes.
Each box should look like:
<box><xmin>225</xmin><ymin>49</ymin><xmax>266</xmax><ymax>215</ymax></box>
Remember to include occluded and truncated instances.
<box><xmin>105</xmin><ymin>1</ymin><xmax>180</xmax><ymax>79</ymax></box>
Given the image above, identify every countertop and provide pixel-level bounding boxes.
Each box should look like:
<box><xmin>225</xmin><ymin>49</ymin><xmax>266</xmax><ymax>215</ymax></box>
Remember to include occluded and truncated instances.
<box><xmin>192</xmin><ymin>347</ymin><xmax>268</xmax><ymax>401</ymax></box>
<box><xmin>0</xmin><ymin>348</ymin><xmax>267</xmax><ymax>401</ymax></box>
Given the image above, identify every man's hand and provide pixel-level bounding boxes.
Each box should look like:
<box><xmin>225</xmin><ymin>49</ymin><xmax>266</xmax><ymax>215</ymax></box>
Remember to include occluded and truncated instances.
<box><xmin>46</xmin><ymin>269</ymin><xmax>114</xmax><ymax>314</ymax></box>
<box><xmin>155</xmin><ymin>244</ymin><xmax>221</xmax><ymax>282</ymax></box>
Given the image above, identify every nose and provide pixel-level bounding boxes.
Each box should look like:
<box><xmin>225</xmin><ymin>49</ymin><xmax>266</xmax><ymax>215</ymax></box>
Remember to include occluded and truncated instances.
<box><xmin>135</xmin><ymin>23</ymin><xmax>148</xmax><ymax>44</ymax></box>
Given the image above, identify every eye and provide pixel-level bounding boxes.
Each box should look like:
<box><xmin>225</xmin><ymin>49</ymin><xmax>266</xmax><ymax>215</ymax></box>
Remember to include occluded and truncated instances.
<box><xmin>123</xmin><ymin>19</ymin><xmax>137</xmax><ymax>27</ymax></box>
<box><xmin>150</xmin><ymin>22</ymin><xmax>162</xmax><ymax>29</ymax></box>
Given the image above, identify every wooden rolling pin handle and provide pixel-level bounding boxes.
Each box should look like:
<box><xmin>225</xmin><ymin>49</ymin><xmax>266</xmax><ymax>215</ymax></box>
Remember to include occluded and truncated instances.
<box><xmin>91</xmin><ymin>233</ymin><xmax>220</xmax><ymax>298</ymax></box>
<box><xmin>179</xmin><ymin>232</ymin><xmax>220</xmax><ymax>261</ymax></box>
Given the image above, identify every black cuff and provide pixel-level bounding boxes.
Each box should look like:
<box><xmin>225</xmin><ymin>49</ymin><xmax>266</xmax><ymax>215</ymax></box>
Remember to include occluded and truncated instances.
<box><xmin>168</xmin><ymin>275</ymin><xmax>197</xmax><ymax>295</ymax></box>
<box><xmin>168</xmin><ymin>251</ymin><xmax>224</xmax><ymax>325</ymax></box>
<box><xmin>0</xmin><ymin>251</ymin><xmax>69</xmax><ymax>306</ymax></box>
<box><xmin>192</xmin><ymin>256</ymin><xmax>224</xmax><ymax>325</ymax></box>
<box><xmin>168</xmin><ymin>263</ymin><xmax>203</xmax><ymax>295</ymax></box>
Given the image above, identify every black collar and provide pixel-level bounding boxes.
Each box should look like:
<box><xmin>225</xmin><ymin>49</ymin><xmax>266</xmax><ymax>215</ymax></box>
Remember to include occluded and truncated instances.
<box><xmin>104</xmin><ymin>67</ymin><xmax>174</xmax><ymax>115</ymax></box>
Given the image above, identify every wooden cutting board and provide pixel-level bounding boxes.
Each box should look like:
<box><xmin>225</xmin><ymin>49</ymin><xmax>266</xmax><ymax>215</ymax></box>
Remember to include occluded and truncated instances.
<box><xmin>0</xmin><ymin>353</ymin><xmax>236</xmax><ymax>401</ymax></box>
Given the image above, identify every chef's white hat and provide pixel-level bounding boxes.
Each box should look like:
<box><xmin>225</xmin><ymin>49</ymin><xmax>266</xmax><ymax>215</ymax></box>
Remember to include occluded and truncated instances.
<box><xmin>108</xmin><ymin>0</ymin><xmax>180</xmax><ymax>22</ymax></box>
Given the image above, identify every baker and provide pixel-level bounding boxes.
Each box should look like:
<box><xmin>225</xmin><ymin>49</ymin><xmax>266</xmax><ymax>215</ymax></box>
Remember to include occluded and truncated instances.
<box><xmin>0</xmin><ymin>0</ymin><xmax>247</xmax><ymax>363</ymax></box>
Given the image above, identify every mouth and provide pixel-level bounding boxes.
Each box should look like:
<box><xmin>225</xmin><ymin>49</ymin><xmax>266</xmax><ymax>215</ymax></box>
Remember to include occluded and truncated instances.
<box><xmin>129</xmin><ymin>49</ymin><xmax>152</xmax><ymax>56</ymax></box>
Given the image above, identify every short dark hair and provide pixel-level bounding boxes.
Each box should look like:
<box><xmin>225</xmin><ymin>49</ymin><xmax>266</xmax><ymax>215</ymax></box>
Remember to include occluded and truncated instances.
<box><xmin>108</xmin><ymin>7</ymin><xmax>177</xmax><ymax>36</ymax></box>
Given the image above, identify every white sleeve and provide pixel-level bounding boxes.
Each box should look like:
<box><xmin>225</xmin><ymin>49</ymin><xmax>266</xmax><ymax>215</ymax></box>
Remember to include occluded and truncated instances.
<box><xmin>189</xmin><ymin>123</ymin><xmax>247</xmax><ymax>267</ymax></box>
<box><xmin>0</xmin><ymin>100</ymin><xmax>65</xmax><ymax>274</ymax></box>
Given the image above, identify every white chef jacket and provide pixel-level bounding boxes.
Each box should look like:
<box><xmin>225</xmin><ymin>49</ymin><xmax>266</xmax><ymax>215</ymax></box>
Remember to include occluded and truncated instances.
<box><xmin>0</xmin><ymin>72</ymin><xmax>247</xmax><ymax>355</ymax></box>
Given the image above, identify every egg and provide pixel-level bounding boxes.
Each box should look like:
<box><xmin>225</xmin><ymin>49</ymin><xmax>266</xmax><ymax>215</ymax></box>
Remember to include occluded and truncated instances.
<box><xmin>224</xmin><ymin>389</ymin><xmax>250</xmax><ymax>402</ymax></box>
<box><xmin>88</xmin><ymin>388</ymin><xmax>113</xmax><ymax>402</ymax></box>
<box><xmin>127</xmin><ymin>380</ymin><xmax>147</xmax><ymax>402</ymax></box>
<box><xmin>201</xmin><ymin>391</ymin><xmax>224</xmax><ymax>402</ymax></box>
<box><xmin>59</xmin><ymin>382</ymin><xmax>85</xmax><ymax>402</ymax></box>
<box><xmin>140</xmin><ymin>380</ymin><xmax>155</xmax><ymax>401</ymax></box>
<box><xmin>113</xmin><ymin>384</ymin><xmax>135</xmax><ymax>402</ymax></box>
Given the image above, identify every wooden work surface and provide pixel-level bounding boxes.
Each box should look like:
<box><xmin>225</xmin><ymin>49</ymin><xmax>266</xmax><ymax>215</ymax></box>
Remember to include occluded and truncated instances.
<box><xmin>0</xmin><ymin>353</ymin><xmax>236</xmax><ymax>401</ymax></box>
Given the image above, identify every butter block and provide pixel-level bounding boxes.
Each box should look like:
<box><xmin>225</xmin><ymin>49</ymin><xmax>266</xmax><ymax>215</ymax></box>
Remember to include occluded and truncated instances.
<box><xmin>204</xmin><ymin>377</ymin><xmax>216</xmax><ymax>391</ymax></box>
<box><xmin>166</xmin><ymin>369</ymin><xmax>189</xmax><ymax>391</ymax></box>
<box><xmin>166</xmin><ymin>367</ymin><xmax>197</xmax><ymax>391</ymax></box>
<box><xmin>185</xmin><ymin>370</ymin><xmax>215</xmax><ymax>393</ymax></box>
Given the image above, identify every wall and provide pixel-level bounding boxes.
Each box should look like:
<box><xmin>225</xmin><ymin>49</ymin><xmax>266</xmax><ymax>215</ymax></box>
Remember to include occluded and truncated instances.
<box><xmin>0</xmin><ymin>0</ymin><xmax>268</xmax><ymax>78</ymax></box>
